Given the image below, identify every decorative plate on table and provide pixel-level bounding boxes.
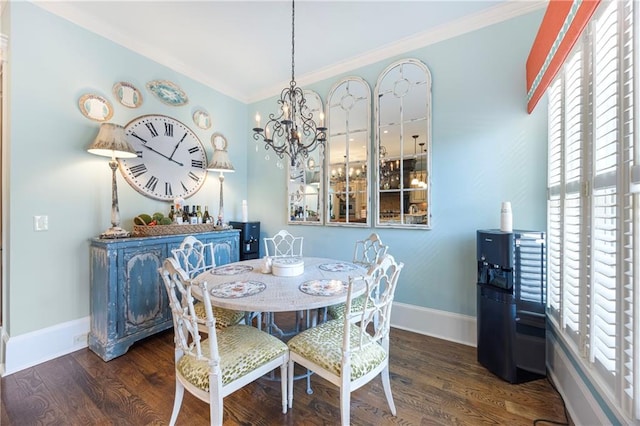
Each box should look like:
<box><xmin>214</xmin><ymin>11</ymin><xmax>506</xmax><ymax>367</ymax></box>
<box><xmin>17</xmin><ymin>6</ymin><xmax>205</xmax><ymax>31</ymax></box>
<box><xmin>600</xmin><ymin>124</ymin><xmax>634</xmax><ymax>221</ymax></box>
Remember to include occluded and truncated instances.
<box><xmin>211</xmin><ymin>264</ymin><xmax>253</xmax><ymax>275</ymax></box>
<box><xmin>209</xmin><ymin>280</ymin><xmax>266</xmax><ymax>298</ymax></box>
<box><xmin>146</xmin><ymin>80</ymin><xmax>188</xmax><ymax>106</ymax></box>
<box><xmin>318</xmin><ymin>262</ymin><xmax>359</xmax><ymax>272</ymax></box>
<box><xmin>299</xmin><ymin>279</ymin><xmax>347</xmax><ymax>296</ymax></box>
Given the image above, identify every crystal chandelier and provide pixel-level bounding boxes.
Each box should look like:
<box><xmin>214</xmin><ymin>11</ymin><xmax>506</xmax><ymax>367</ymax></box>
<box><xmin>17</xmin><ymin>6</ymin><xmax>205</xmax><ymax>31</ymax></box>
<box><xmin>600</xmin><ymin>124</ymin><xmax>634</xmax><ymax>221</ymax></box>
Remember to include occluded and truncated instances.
<box><xmin>252</xmin><ymin>0</ymin><xmax>326</xmax><ymax>168</ymax></box>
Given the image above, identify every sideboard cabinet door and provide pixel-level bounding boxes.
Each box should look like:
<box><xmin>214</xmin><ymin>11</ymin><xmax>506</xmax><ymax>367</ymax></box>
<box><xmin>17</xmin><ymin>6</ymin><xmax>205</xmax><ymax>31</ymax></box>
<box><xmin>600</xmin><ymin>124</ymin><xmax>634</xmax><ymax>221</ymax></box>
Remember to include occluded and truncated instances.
<box><xmin>120</xmin><ymin>244</ymin><xmax>169</xmax><ymax>337</ymax></box>
<box><xmin>89</xmin><ymin>230</ymin><xmax>240</xmax><ymax>361</ymax></box>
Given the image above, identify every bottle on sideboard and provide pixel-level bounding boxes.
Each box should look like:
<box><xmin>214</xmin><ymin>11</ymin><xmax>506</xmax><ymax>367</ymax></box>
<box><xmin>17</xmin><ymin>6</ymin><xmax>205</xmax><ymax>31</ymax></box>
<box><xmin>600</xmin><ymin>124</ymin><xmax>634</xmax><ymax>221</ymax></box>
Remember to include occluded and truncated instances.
<box><xmin>196</xmin><ymin>206</ymin><xmax>203</xmax><ymax>224</ymax></box>
<box><xmin>190</xmin><ymin>205</ymin><xmax>198</xmax><ymax>224</ymax></box>
<box><xmin>174</xmin><ymin>204</ymin><xmax>183</xmax><ymax>224</ymax></box>
<box><xmin>203</xmin><ymin>206</ymin><xmax>211</xmax><ymax>224</ymax></box>
<box><xmin>168</xmin><ymin>205</ymin><xmax>175</xmax><ymax>221</ymax></box>
<box><xmin>182</xmin><ymin>205</ymin><xmax>190</xmax><ymax>224</ymax></box>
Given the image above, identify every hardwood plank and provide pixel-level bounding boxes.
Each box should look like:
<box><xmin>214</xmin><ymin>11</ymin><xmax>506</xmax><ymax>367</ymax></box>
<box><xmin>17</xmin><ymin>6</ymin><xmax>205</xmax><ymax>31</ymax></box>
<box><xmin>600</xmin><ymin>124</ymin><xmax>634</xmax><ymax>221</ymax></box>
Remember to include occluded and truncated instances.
<box><xmin>1</xmin><ymin>317</ymin><xmax>571</xmax><ymax>426</ymax></box>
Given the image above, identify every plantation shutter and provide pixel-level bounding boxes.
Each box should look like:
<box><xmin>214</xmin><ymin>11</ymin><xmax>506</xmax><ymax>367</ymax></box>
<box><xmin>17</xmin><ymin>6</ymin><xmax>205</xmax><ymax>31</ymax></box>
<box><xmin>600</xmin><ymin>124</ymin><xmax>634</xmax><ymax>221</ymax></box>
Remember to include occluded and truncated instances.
<box><xmin>619</xmin><ymin>0</ymin><xmax>635</xmax><ymax>415</ymax></box>
<box><xmin>562</xmin><ymin>48</ymin><xmax>584</xmax><ymax>345</ymax></box>
<box><xmin>547</xmin><ymin>79</ymin><xmax>563</xmax><ymax>322</ymax></box>
<box><xmin>546</xmin><ymin>0</ymin><xmax>637</xmax><ymax>418</ymax></box>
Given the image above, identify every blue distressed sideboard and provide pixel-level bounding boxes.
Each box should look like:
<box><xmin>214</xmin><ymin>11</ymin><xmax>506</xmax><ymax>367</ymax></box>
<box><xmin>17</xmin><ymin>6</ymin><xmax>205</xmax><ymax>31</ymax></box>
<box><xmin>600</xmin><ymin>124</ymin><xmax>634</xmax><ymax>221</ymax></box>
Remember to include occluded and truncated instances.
<box><xmin>89</xmin><ymin>230</ymin><xmax>240</xmax><ymax>361</ymax></box>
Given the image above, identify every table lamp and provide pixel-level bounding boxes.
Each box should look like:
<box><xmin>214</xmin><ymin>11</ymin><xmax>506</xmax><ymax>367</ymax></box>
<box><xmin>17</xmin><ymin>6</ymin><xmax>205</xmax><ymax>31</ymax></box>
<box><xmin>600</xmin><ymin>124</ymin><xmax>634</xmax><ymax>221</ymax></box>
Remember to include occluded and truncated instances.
<box><xmin>87</xmin><ymin>123</ymin><xmax>137</xmax><ymax>238</ymax></box>
<box><xmin>207</xmin><ymin>133</ymin><xmax>235</xmax><ymax>226</ymax></box>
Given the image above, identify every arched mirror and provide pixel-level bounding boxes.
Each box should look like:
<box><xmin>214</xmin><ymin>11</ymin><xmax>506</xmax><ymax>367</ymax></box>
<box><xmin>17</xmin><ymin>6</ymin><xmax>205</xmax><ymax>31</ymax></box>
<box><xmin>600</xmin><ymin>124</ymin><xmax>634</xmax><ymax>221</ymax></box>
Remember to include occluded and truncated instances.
<box><xmin>325</xmin><ymin>77</ymin><xmax>371</xmax><ymax>226</ymax></box>
<box><xmin>287</xmin><ymin>89</ymin><xmax>324</xmax><ymax>224</ymax></box>
<box><xmin>375</xmin><ymin>59</ymin><xmax>432</xmax><ymax>229</ymax></box>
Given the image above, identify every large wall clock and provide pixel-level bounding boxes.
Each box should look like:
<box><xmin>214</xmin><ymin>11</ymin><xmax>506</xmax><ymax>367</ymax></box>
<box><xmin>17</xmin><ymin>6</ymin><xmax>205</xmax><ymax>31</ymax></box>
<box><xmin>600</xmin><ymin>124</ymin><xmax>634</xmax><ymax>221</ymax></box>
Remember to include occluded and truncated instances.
<box><xmin>119</xmin><ymin>114</ymin><xmax>208</xmax><ymax>201</ymax></box>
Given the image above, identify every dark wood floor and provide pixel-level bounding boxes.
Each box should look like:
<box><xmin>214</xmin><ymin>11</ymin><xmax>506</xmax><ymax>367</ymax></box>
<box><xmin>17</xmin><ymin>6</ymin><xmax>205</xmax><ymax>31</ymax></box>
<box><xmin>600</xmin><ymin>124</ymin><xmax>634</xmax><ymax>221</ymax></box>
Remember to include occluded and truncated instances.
<box><xmin>1</xmin><ymin>314</ymin><xmax>570</xmax><ymax>425</ymax></box>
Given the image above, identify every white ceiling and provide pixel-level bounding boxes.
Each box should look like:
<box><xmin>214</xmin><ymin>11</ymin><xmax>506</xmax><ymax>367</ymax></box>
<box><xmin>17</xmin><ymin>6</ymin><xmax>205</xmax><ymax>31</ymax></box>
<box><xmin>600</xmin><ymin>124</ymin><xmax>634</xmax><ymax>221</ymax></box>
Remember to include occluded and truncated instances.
<box><xmin>33</xmin><ymin>0</ymin><xmax>544</xmax><ymax>103</ymax></box>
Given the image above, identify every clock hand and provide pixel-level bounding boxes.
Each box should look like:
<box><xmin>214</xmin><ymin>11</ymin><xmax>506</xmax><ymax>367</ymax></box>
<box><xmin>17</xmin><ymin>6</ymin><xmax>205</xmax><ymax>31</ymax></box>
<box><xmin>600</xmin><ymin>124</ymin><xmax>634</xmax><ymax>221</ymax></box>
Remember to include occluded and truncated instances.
<box><xmin>141</xmin><ymin>144</ymin><xmax>184</xmax><ymax>166</ymax></box>
<box><xmin>168</xmin><ymin>132</ymin><xmax>188</xmax><ymax>160</ymax></box>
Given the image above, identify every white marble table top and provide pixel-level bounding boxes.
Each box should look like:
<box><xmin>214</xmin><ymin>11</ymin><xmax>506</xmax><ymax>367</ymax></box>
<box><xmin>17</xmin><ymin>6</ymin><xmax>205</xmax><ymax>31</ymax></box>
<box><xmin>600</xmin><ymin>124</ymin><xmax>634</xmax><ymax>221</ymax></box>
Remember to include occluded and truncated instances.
<box><xmin>192</xmin><ymin>257</ymin><xmax>367</xmax><ymax>312</ymax></box>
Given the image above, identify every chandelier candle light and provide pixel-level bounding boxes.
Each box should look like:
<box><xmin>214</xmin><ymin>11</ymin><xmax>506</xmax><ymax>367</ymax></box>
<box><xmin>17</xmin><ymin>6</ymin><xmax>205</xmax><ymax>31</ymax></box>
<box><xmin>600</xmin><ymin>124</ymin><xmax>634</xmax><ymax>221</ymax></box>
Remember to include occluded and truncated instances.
<box><xmin>252</xmin><ymin>0</ymin><xmax>327</xmax><ymax>168</ymax></box>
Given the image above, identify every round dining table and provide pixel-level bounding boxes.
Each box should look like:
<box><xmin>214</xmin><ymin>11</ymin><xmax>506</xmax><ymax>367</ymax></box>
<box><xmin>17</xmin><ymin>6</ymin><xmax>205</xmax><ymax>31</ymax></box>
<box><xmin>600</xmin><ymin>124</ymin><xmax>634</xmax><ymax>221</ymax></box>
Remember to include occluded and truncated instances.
<box><xmin>192</xmin><ymin>256</ymin><xmax>368</xmax><ymax>313</ymax></box>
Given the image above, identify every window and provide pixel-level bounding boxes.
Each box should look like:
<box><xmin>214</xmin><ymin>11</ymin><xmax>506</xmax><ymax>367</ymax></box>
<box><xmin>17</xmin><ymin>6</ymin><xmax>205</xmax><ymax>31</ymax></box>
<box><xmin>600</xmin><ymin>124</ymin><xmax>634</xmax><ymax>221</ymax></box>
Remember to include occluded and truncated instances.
<box><xmin>547</xmin><ymin>0</ymin><xmax>637</xmax><ymax>419</ymax></box>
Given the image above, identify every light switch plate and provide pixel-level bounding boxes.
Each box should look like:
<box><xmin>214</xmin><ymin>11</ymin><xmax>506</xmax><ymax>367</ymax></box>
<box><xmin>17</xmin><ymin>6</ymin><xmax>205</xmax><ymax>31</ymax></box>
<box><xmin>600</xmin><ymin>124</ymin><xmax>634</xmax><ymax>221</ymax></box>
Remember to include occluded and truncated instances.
<box><xmin>33</xmin><ymin>215</ymin><xmax>48</xmax><ymax>231</ymax></box>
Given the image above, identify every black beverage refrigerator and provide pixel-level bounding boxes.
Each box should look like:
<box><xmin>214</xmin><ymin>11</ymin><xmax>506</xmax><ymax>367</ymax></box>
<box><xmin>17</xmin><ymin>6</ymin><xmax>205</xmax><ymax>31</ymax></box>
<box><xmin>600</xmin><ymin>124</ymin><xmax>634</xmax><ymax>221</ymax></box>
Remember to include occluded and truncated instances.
<box><xmin>229</xmin><ymin>221</ymin><xmax>260</xmax><ymax>260</ymax></box>
<box><xmin>476</xmin><ymin>229</ymin><xmax>546</xmax><ymax>383</ymax></box>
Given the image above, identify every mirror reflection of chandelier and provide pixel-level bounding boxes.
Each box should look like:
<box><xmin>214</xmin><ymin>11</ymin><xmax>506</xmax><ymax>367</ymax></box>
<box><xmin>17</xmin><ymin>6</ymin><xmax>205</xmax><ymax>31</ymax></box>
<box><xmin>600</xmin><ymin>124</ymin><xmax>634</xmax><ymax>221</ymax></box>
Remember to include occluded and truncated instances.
<box><xmin>251</xmin><ymin>0</ymin><xmax>326</xmax><ymax>168</ymax></box>
<box><xmin>330</xmin><ymin>157</ymin><xmax>365</xmax><ymax>183</ymax></box>
<box><xmin>409</xmin><ymin>135</ymin><xmax>427</xmax><ymax>188</ymax></box>
<box><xmin>417</xmin><ymin>142</ymin><xmax>427</xmax><ymax>188</ymax></box>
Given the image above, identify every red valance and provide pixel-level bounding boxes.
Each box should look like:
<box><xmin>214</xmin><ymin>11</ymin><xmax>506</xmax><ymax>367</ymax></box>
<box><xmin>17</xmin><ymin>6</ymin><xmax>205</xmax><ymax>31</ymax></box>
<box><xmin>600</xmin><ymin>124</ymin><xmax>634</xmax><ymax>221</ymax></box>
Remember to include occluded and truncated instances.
<box><xmin>526</xmin><ymin>0</ymin><xmax>601</xmax><ymax>113</ymax></box>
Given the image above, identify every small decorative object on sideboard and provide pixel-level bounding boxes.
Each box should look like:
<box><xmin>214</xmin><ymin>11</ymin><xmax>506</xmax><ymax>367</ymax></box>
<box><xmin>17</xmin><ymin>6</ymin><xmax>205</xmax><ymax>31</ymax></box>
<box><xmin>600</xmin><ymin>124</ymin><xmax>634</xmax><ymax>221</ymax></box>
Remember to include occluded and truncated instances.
<box><xmin>131</xmin><ymin>211</ymin><xmax>216</xmax><ymax>236</ymax></box>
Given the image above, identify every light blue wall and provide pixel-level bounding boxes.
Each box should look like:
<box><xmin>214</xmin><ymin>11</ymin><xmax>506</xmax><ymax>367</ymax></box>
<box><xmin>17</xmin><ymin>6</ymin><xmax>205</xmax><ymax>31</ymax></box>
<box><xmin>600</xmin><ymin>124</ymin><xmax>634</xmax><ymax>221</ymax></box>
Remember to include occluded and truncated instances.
<box><xmin>6</xmin><ymin>2</ymin><xmax>248</xmax><ymax>335</ymax></box>
<box><xmin>248</xmin><ymin>10</ymin><xmax>547</xmax><ymax>316</ymax></box>
<box><xmin>5</xmin><ymin>2</ymin><xmax>545</xmax><ymax>337</ymax></box>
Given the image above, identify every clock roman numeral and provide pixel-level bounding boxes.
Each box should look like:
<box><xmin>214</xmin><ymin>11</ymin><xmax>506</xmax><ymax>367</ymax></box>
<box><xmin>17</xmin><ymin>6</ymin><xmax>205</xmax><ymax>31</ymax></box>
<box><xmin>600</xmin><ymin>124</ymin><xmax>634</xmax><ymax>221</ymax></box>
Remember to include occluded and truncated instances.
<box><xmin>130</xmin><ymin>164</ymin><xmax>147</xmax><ymax>177</ymax></box>
<box><xmin>144</xmin><ymin>176</ymin><xmax>159</xmax><ymax>191</ymax></box>
<box><xmin>131</xmin><ymin>132</ymin><xmax>147</xmax><ymax>143</ymax></box>
<box><xmin>188</xmin><ymin>172</ymin><xmax>200</xmax><ymax>182</ymax></box>
<box><xmin>135</xmin><ymin>151</ymin><xmax>143</xmax><ymax>158</ymax></box>
<box><xmin>164</xmin><ymin>123</ymin><xmax>173</xmax><ymax>137</ymax></box>
<box><xmin>165</xmin><ymin>182</ymin><xmax>172</xmax><ymax>196</ymax></box>
<box><xmin>145</xmin><ymin>122</ymin><xmax>159</xmax><ymax>137</ymax></box>
<box><xmin>188</xmin><ymin>146</ymin><xmax>199</xmax><ymax>154</ymax></box>
<box><xmin>191</xmin><ymin>160</ymin><xmax>204</xmax><ymax>168</ymax></box>
<box><xmin>181</xmin><ymin>182</ymin><xmax>189</xmax><ymax>192</ymax></box>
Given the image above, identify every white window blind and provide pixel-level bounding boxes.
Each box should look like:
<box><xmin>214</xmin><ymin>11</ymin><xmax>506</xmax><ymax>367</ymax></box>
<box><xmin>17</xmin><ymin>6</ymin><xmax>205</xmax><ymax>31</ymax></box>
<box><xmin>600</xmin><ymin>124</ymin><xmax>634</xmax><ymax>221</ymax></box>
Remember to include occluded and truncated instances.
<box><xmin>563</xmin><ymin>48</ymin><xmax>583</xmax><ymax>345</ymax></box>
<box><xmin>546</xmin><ymin>0</ymin><xmax>637</xmax><ymax>419</ymax></box>
<box><xmin>547</xmin><ymin>79</ymin><xmax>563</xmax><ymax>322</ymax></box>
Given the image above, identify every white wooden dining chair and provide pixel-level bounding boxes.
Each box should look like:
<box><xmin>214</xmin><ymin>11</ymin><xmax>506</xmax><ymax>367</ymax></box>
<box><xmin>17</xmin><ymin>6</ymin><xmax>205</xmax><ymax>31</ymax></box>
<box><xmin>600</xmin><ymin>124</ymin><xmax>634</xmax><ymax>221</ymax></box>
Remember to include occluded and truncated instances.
<box><xmin>159</xmin><ymin>258</ymin><xmax>289</xmax><ymax>426</ymax></box>
<box><xmin>171</xmin><ymin>236</ymin><xmax>245</xmax><ymax>329</ymax></box>
<box><xmin>326</xmin><ymin>233</ymin><xmax>389</xmax><ymax>321</ymax></box>
<box><xmin>264</xmin><ymin>229</ymin><xmax>303</xmax><ymax>257</ymax></box>
<box><xmin>287</xmin><ymin>254</ymin><xmax>404</xmax><ymax>425</ymax></box>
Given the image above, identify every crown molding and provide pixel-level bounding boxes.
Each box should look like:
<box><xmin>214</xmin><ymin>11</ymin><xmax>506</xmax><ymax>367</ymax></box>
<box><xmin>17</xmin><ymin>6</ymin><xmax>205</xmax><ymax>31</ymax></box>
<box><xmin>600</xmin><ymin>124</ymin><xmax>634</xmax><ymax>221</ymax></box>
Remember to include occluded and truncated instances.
<box><xmin>32</xmin><ymin>0</ymin><xmax>546</xmax><ymax>105</ymax></box>
<box><xmin>251</xmin><ymin>1</ymin><xmax>546</xmax><ymax>103</ymax></box>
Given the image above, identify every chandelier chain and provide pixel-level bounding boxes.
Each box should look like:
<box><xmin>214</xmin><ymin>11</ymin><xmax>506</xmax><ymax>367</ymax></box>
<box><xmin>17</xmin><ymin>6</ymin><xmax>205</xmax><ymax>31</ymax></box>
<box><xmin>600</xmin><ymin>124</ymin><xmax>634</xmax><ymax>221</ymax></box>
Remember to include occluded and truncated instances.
<box><xmin>291</xmin><ymin>0</ymin><xmax>295</xmax><ymax>85</ymax></box>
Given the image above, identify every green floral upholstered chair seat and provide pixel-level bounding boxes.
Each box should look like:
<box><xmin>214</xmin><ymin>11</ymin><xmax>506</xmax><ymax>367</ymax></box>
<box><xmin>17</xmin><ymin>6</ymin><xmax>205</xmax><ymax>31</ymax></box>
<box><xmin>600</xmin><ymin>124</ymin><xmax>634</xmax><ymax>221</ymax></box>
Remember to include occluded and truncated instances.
<box><xmin>287</xmin><ymin>254</ymin><xmax>403</xmax><ymax>426</ymax></box>
<box><xmin>326</xmin><ymin>233</ymin><xmax>388</xmax><ymax>321</ymax></box>
<box><xmin>177</xmin><ymin>324</ymin><xmax>287</xmax><ymax>390</ymax></box>
<box><xmin>159</xmin><ymin>258</ymin><xmax>289</xmax><ymax>425</ymax></box>
<box><xmin>172</xmin><ymin>235</ymin><xmax>246</xmax><ymax>330</ymax></box>
<box><xmin>287</xmin><ymin>319</ymin><xmax>386</xmax><ymax>381</ymax></box>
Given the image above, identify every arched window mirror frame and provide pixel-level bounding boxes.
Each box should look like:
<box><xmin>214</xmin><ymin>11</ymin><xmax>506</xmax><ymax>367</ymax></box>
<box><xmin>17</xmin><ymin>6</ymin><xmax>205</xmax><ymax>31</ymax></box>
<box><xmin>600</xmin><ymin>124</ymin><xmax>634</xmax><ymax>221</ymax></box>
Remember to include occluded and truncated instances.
<box><xmin>374</xmin><ymin>58</ymin><xmax>432</xmax><ymax>229</ymax></box>
<box><xmin>324</xmin><ymin>76</ymin><xmax>371</xmax><ymax>227</ymax></box>
<box><xmin>286</xmin><ymin>89</ymin><xmax>325</xmax><ymax>225</ymax></box>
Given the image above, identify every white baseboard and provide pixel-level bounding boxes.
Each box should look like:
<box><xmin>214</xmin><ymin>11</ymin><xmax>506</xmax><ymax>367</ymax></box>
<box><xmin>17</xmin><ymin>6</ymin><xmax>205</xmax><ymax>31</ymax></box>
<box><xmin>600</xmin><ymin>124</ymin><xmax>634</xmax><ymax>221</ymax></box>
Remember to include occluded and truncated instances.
<box><xmin>1</xmin><ymin>326</ymin><xmax>7</xmax><ymax>376</ymax></box>
<box><xmin>1</xmin><ymin>303</ymin><xmax>473</xmax><ymax>377</ymax></box>
<box><xmin>3</xmin><ymin>316</ymin><xmax>90</xmax><ymax>376</ymax></box>
<box><xmin>546</xmin><ymin>332</ymin><xmax>626</xmax><ymax>425</ymax></box>
<box><xmin>391</xmin><ymin>301</ymin><xmax>477</xmax><ymax>347</ymax></box>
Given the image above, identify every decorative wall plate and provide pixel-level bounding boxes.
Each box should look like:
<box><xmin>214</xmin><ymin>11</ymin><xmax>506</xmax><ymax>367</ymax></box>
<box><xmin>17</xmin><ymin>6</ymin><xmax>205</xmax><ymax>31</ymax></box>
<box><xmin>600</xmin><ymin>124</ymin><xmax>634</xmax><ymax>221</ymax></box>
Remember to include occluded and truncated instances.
<box><xmin>113</xmin><ymin>82</ymin><xmax>142</xmax><ymax>108</ymax></box>
<box><xmin>78</xmin><ymin>93</ymin><xmax>113</xmax><ymax>122</ymax></box>
<box><xmin>146</xmin><ymin>80</ymin><xmax>188</xmax><ymax>106</ymax></box>
<box><xmin>193</xmin><ymin>109</ymin><xmax>211</xmax><ymax>129</ymax></box>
